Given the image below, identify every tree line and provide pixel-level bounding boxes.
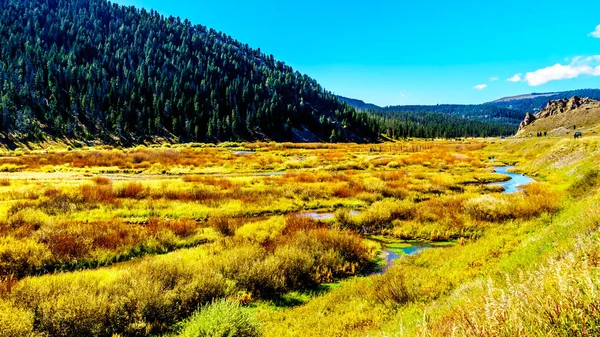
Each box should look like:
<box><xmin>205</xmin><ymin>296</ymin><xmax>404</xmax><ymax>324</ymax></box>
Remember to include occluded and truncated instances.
<box><xmin>0</xmin><ymin>0</ymin><xmax>514</xmax><ymax>144</ymax></box>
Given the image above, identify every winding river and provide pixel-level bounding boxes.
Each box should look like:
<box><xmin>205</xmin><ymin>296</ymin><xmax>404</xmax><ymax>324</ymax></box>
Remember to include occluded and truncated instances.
<box><xmin>376</xmin><ymin>166</ymin><xmax>535</xmax><ymax>273</ymax></box>
<box><xmin>490</xmin><ymin>166</ymin><xmax>535</xmax><ymax>194</ymax></box>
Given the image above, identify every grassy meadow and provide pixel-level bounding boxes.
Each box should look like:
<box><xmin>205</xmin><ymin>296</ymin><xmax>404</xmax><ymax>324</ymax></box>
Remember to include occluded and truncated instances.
<box><xmin>0</xmin><ymin>137</ymin><xmax>598</xmax><ymax>336</ymax></box>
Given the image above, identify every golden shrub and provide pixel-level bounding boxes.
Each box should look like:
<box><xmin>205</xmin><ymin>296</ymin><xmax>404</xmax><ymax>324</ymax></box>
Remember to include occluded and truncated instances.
<box><xmin>0</xmin><ymin>237</ymin><xmax>52</xmax><ymax>277</ymax></box>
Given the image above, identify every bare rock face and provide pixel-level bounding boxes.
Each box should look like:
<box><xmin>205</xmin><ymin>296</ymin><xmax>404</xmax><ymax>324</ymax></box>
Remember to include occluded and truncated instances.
<box><xmin>536</xmin><ymin>96</ymin><xmax>596</xmax><ymax>119</ymax></box>
<box><xmin>518</xmin><ymin>112</ymin><xmax>537</xmax><ymax>130</ymax></box>
<box><xmin>518</xmin><ymin>96</ymin><xmax>598</xmax><ymax>131</ymax></box>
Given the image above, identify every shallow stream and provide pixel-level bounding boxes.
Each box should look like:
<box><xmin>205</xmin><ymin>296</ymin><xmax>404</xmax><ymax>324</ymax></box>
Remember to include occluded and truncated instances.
<box><xmin>489</xmin><ymin>166</ymin><xmax>535</xmax><ymax>194</ymax></box>
<box><xmin>377</xmin><ymin>242</ymin><xmax>432</xmax><ymax>273</ymax></box>
<box><xmin>299</xmin><ymin>210</ymin><xmax>360</xmax><ymax>220</ymax></box>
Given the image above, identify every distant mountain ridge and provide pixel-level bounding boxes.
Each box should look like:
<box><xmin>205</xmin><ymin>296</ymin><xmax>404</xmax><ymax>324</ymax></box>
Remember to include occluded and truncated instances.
<box><xmin>337</xmin><ymin>96</ymin><xmax>517</xmax><ymax>136</ymax></box>
<box><xmin>339</xmin><ymin>88</ymin><xmax>600</xmax><ymax>129</ymax></box>
<box><xmin>489</xmin><ymin>89</ymin><xmax>600</xmax><ymax>113</ymax></box>
<box><xmin>338</xmin><ymin>97</ymin><xmax>524</xmax><ymax>126</ymax></box>
<box><xmin>492</xmin><ymin>93</ymin><xmax>559</xmax><ymax>103</ymax></box>
<box><xmin>337</xmin><ymin>96</ymin><xmax>382</xmax><ymax>111</ymax></box>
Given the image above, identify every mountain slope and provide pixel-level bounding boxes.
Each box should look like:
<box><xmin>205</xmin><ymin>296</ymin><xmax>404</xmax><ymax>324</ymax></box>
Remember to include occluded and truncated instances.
<box><xmin>491</xmin><ymin>92</ymin><xmax>559</xmax><ymax>103</ymax></box>
<box><xmin>336</xmin><ymin>97</ymin><xmax>517</xmax><ymax>137</ymax></box>
<box><xmin>517</xmin><ymin>96</ymin><xmax>600</xmax><ymax>136</ymax></box>
<box><xmin>0</xmin><ymin>0</ymin><xmax>382</xmax><ymax>144</ymax></box>
<box><xmin>0</xmin><ymin>0</ymin><xmax>519</xmax><ymax>145</ymax></box>
<box><xmin>373</xmin><ymin>110</ymin><xmax>516</xmax><ymax>138</ymax></box>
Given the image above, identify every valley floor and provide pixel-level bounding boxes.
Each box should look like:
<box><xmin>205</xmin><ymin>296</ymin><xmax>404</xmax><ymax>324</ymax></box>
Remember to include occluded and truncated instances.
<box><xmin>0</xmin><ymin>137</ymin><xmax>599</xmax><ymax>336</ymax></box>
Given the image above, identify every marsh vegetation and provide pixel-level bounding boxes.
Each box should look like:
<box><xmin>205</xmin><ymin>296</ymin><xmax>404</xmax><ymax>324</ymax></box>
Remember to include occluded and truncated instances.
<box><xmin>0</xmin><ymin>138</ymin><xmax>597</xmax><ymax>336</ymax></box>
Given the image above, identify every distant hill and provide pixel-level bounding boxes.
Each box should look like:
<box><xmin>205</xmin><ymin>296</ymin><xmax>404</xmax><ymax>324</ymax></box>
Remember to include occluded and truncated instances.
<box><xmin>488</xmin><ymin>89</ymin><xmax>600</xmax><ymax>113</ymax></box>
<box><xmin>378</xmin><ymin>104</ymin><xmax>524</xmax><ymax>126</ymax></box>
<box><xmin>371</xmin><ymin>110</ymin><xmax>516</xmax><ymax>138</ymax></box>
<box><xmin>338</xmin><ymin>97</ymin><xmax>524</xmax><ymax>126</ymax></box>
<box><xmin>339</xmin><ymin>89</ymin><xmax>600</xmax><ymax>132</ymax></box>
<box><xmin>491</xmin><ymin>92</ymin><xmax>559</xmax><ymax>103</ymax></box>
<box><xmin>517</xmin><ymin>96</ymin><xmax>600</xmax><ymax>136</ymax></box>
<box><xmin>337</xmin><ymin>96</ymin><xmax>382</xmax><ymax>111</ymax></box>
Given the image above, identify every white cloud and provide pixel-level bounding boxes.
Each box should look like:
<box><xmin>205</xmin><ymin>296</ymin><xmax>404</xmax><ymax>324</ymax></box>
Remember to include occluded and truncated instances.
<box><xmin>507</xmin><ymin>73</ymin><xmax>522</xmax><ymax>82</ymax></box>
<box><xmin>590</xmin><ymin>25</ymin><xmax>600</xmax><ymax>38</ymax></box>
<box><xmin>523</xmin><ymin>56</ymin><xmax>600</xmax><ymax>86</ymax></box>
<box><xmin>505</xmin><ymin>26</ymin><xmax>600</xmax><ymax>86</ymax></box>
<box><xmin>489</xmin><ymin>76</ymin><xmax>499</xmax><ymax>82</ymax></box>
<box><xmin>474</xmin><ymin>84</ymin><xmax>487</xmax><ymax>90</ymax></box>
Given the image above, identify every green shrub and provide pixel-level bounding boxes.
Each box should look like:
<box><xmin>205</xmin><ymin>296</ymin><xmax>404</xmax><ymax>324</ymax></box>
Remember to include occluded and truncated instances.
<box><xmin>179</xmin><ymin>299</ymin><xmax>260</xmax><ymax>337</ymax></box>
<box><xmin>209</xmin><ymin>216</ymin><xmax>235</xmax><ymax>236</ymax></box>
<box><xmin>269</xmin><ymin>244</ymin><xmax>316</xmax><ymax>289</ymax></box>
<box><xmin>37</xmin><ymin>190</ymin><xmax>89</xmax><ymax>215</ymax></box>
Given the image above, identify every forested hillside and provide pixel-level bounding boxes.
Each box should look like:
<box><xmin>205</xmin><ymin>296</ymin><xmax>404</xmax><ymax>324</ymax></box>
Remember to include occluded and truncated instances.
<box><xmin>373</xmin><ymin>110</ymin><xmax>516</xmax><ymax>138</ymax></box>
<box><xmin>379</xmin><ymin>104</ymin><xmax>523</xmax><ymax>126</ymax></box>
<box><xmin>339</xmin><ymin>97</ymin><xmax>524</xmax><ymax>126</ymax></box>
<box><xmin>342</xmin><ymin>89</ymin><xmax>600</xmax><ymax>130</ymax></box>
<box><xmin>0</xmin><ymin>0</ymin><xmax>384</xmax><ymax>144</ymax></box>
<box><xmin>0</xmin><ymin>0</ymin><xmax>514</xmax><ymax>144</ymax></box>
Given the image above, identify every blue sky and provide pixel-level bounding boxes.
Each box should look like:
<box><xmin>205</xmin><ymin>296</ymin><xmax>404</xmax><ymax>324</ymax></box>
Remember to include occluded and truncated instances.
<box><xmin>113</xmin><ymin>0</ymin><xmax>600</xmax><ymax>106</ymax></box>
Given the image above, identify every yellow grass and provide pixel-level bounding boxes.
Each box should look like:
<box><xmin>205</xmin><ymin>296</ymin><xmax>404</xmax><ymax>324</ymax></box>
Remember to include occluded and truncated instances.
<box><xmin>0</xmin><ymin>137</ymin><xmax>596</xmax><ymax>336</ymax></box>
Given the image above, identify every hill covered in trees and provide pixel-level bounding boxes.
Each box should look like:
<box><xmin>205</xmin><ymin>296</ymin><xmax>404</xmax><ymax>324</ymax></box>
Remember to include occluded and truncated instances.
<box><xmin>339</xmin><ymin>97</ymin><xmax>524</xmax><ymax>126</ymax></box>
<box><xmin>372</xmin><ymin>110</ymin><xmax>516</xmax><ymax>138</ymax></box>
<box><xmin>0</xmin><ymin>0</ymin><xmax>514</xmax><ymax>145</ymax></box>
<box><xmin>336</xmin><ymin>96</ymin><xmax>517</xmax><ymax>138</ymax></box>
<box><xmin>379</xmin><ymin>104</ymin><xmax>523</xmax><ymax>126</ymax></box>
<box><xmin>341</xmin><ymin>89</ymin><xmax>600</xmax><ymax>131</ymax></box>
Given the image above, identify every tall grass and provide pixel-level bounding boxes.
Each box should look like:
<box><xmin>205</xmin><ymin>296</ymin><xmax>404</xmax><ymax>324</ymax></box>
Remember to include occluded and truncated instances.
<box><xmin>0</xmin><ymin>217</ymin><xmax>211</xmax><ymax>278</ymax></box>
<box><xmin>569</xmin><ymin>168</ymin><xmax>600</xmax><ymax>197</ymax></box>
<box><xmin>0</xmin><ymin>139</ymin><xmax>567</xmax><ymax>336</ymax></box>
<box><xmin>0</xmin><ymin>299</ymin><xmax>35</xmax><ymax>337</ymax></box>
<box><xmin>2</xmin><ymin>217</ymin><xmax>374</xmax><ymax>335</ymax></box>
<box><xmin>427</xmin><ymin>243</ymin><xmax>600</xmax><ymax>337</ymax></box>
<box><xmin>178</xmin><ymin>299</ymin><xmax>260</xmax><ymax>337</ymax></box>
<box><xmin>10</xmin><ymin>257</ymin><xmax>227</xmax><ymax>336</ymax></box>
<box><xmin>464</xmin><ymin>183</ymin><xmax>561</xmax><ymax>222</ymax></box>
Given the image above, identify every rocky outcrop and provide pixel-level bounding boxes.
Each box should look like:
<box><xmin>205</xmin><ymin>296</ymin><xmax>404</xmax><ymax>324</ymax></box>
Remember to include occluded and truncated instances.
<box><xmin>537</xmin><ymin>96</ymin><xmax>596</xmax><ymax>118</ymax></box>
<box><xmin>519</xmin><ymin>112</ymin><xmax>537</xmax><ymax>130</ymax></box>
<box><xmin>518</xmin><ymin>96</ymin><xmax>598</xmax><ymax>131</ymax></box>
